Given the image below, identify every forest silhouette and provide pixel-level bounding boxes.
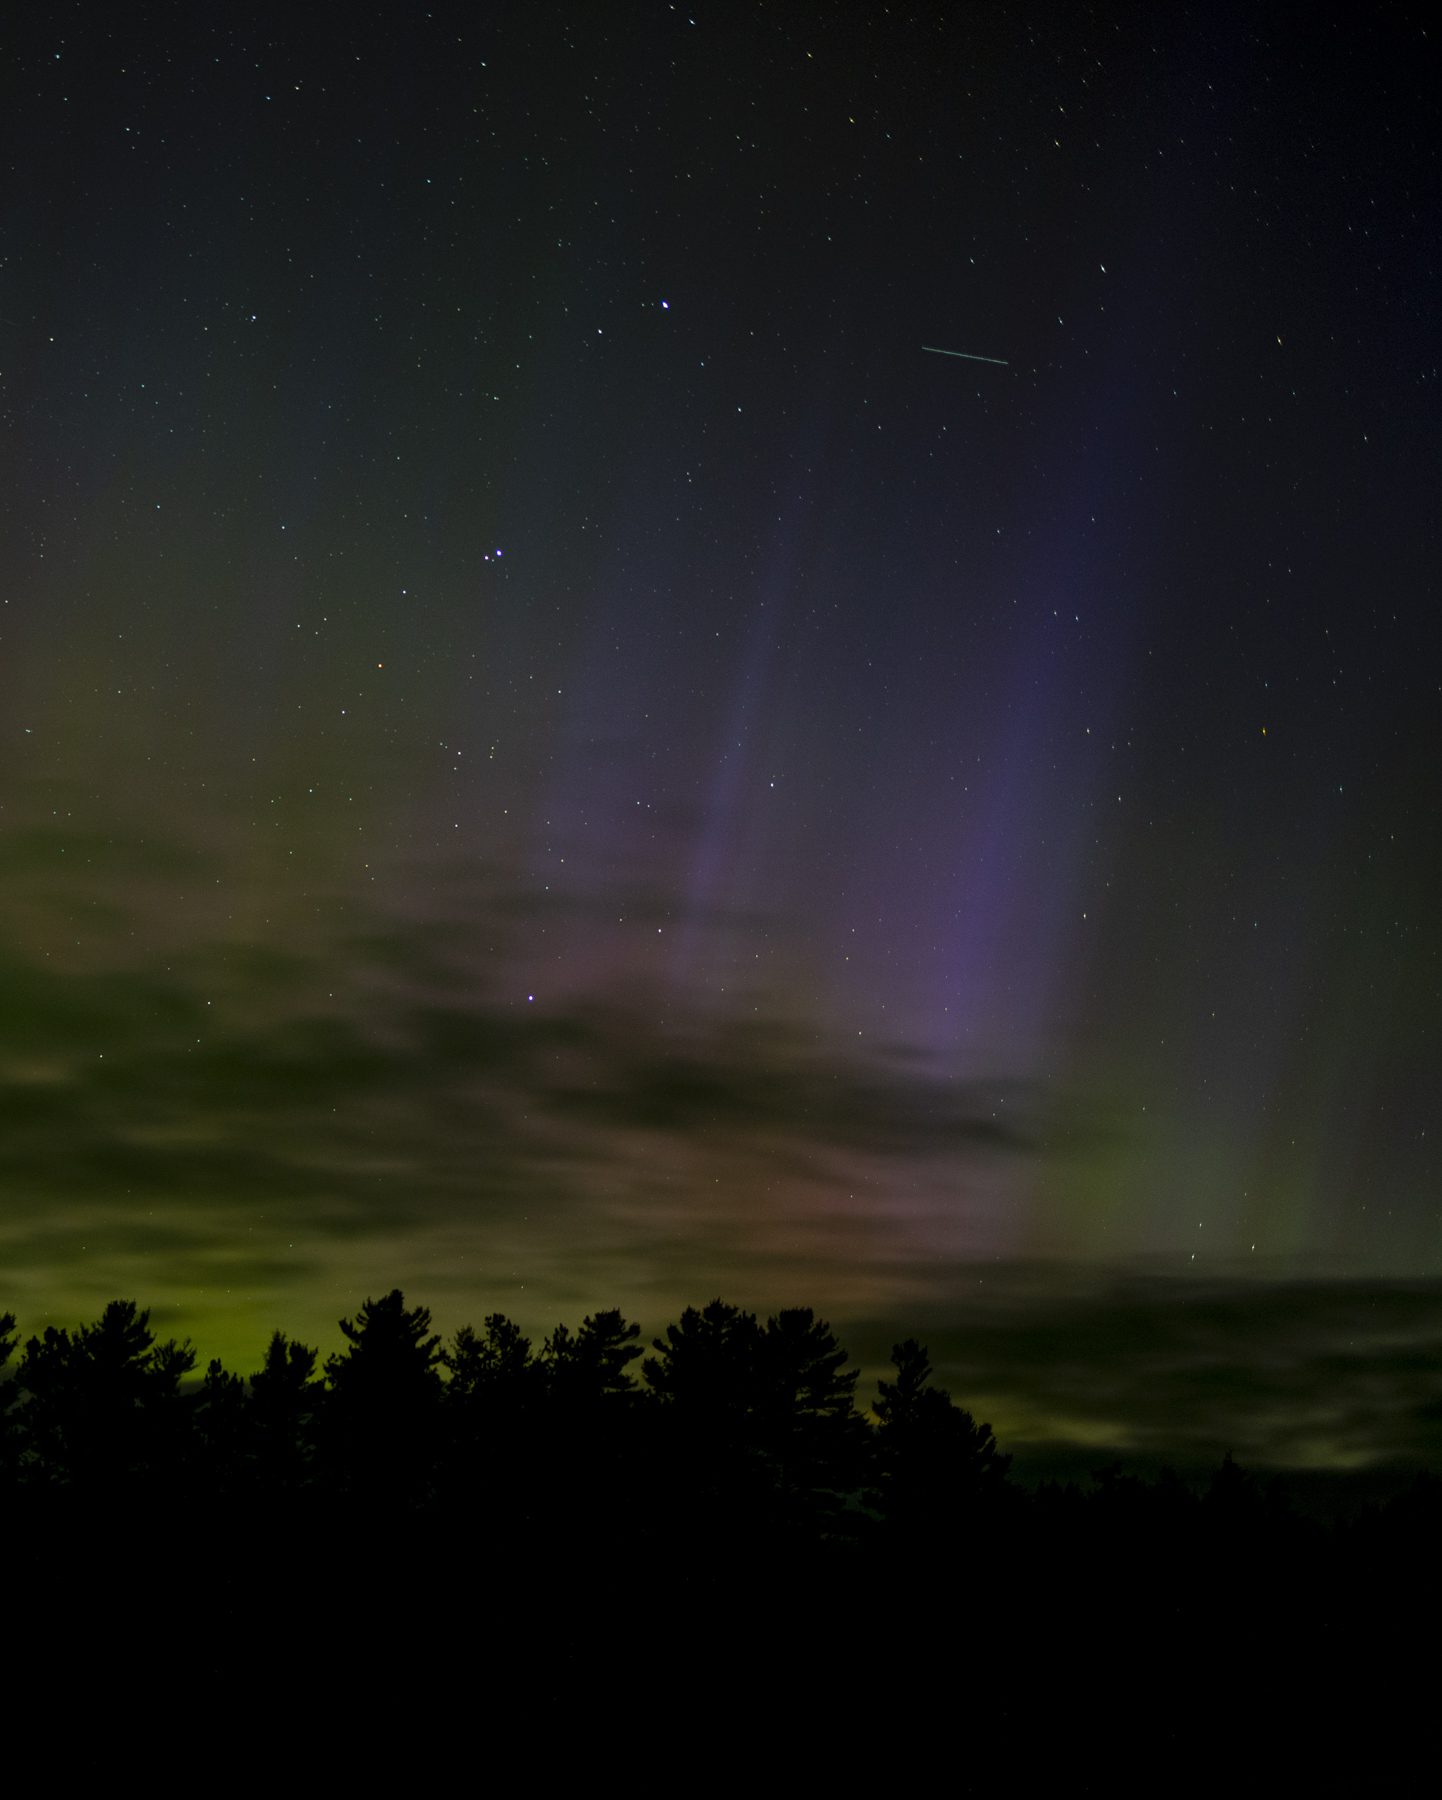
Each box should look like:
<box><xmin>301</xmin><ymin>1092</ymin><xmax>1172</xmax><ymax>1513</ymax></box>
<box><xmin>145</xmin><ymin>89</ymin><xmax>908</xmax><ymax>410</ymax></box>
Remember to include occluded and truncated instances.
<box><xmin>1</xmin><ymin>1291</ymin><xmax>1433</xmax><ymax>1766</ymax></box>
<box><xmin>0</xmin><ymin>1293</ymin><xmax>1017</xmax><ymax>1547</ymax></box>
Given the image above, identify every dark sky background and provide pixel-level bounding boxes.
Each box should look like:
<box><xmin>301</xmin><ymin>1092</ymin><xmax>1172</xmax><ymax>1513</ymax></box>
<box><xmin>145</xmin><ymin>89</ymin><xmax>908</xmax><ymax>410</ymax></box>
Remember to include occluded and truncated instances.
<box><xmin>2</xmin><ymin>1</ymin><xmax>1438</xmax><ymax>1477</ymax></box>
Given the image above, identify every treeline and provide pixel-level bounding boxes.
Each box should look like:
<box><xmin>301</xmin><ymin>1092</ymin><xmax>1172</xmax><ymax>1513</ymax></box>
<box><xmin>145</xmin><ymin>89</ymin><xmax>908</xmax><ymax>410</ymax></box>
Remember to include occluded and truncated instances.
<box><xmin>2</xmin><ymin>1288</ymin><xmax>1434</xmax><ymax>1557</ymax></box>
<box><xmin>0</xmin><ymin>1291</ymin><xmax>1009</xmax><ymax>1536</ymax></box>
<box><xmin>2</xmin><ymin>1291</ymin><xmax>1434</xmax><ymax>1764</ymax></box>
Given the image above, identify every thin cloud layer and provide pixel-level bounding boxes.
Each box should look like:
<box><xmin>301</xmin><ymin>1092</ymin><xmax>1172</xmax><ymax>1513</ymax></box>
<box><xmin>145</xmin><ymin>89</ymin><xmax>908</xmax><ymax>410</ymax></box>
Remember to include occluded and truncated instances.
<box><xmin>847</xmin><ymin>1266</ymin><xmax>1442</xmax><ymax>1474</ymax></box>
<box><xmin>0</xmin><ymin>824</ymin><xmax>1048</xmax><ymax>1358</ymax></box>
<box><xmin>3</xmin><ymin>819</ymin><xmax>1436</xmax><ymax>1481</ymax></box>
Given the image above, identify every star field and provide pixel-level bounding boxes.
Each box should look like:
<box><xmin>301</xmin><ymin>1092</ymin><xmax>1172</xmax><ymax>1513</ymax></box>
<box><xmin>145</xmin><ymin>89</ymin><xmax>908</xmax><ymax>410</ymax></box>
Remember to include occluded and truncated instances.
<box><xmin>0</xmin><ymin>1</ymin><xmax>1437</xmax><ymax>1472</ymax></box>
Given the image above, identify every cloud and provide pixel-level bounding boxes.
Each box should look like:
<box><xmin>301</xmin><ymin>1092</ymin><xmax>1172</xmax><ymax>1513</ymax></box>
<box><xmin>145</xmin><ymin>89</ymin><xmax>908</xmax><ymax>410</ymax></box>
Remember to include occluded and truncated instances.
<box><xmin>844</xmin><ymin>1265</ymin><xmax>1442</xmax><ymax>1475</ymax></box>
<box><xmin>0</xmin><ymin>819</ymin><xmax>1052</xmax><ymax>1361</ymax></box>
<box><xmin>10</xmin><ymin>814</ymin><xmax>1431</xmax><ymax>1482</ymax></box>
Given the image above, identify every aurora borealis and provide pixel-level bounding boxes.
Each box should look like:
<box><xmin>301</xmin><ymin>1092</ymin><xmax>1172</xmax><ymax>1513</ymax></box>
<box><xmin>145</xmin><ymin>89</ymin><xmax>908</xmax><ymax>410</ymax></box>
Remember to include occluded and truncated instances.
<box><xmin>1</xmin><ymin>2</ymin><xmax>1437</xmax><ymax>1477</ymax></box>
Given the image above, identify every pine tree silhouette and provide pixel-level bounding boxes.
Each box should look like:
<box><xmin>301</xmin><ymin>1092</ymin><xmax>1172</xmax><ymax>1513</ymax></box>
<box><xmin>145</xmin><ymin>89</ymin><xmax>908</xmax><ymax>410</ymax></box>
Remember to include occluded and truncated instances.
<box><xmin>754</xmin><ymin>1308</ymin><xmax>867</xmax><ymax>1518</ymax></box>
<box><xmin>445</xmin><ymin>1314</ymin><xmax>536</xmax><ymax>1401</ymax></box>
<box><xmin>440</xmin><ymin>1313</ymin><xmax>541</xmax><ymax>1519</ymax></box>
<box><xmin>871</xmin><ymin>1339</ymin><xmax>1010</xmax><ymax>1531</ymax></box>
<box><xmin>249</xmin><ymin>1331</ymin><xmax>323</xmax><ymax>1495</ymax></box>
<box><xmin>538</xmin><ymin>1307</ymin><xmax>646</xmax><ymax>1540</ymax></box>
<box><xmin>542</xmin><ymin>1308</ymin><xmax>643</xmax><ymax>1409</ymax></box>
<box><xmin>642</xmin><ymin>1300</ymin><xmax>764</xmax><ymax>1533</ymax></box>
<box><xmin>15</xmin><ymin>1300</ymin><xmax>195</xmax><ymax>1494</ymax></box>
<box><xmin>193</xmin><ymin>1356</ymin><xmax>248</xmax><ymax>1497</ymax></box>
<box><xmin>644</xmin><ymin>1299</ymin><xmax>763</xmax><ymax>1428</ymax></box>
<box><xmin>320</xmin><ymin>1291</ymin><xmax>443</xmax><ymax>1507</ymax></box>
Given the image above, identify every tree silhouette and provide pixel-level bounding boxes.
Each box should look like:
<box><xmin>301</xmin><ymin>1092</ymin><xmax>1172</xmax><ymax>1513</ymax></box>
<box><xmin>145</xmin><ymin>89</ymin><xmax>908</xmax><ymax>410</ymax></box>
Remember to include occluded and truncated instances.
<box><xmin>440</xmin><ymin>1313</ymin><xmax>541</xmax><ymax>1515</ymax></box>
<box><xmin>639</xmin><ymin>1300</ymin><xmax>874</xmax><ymax>1551</ymax></box>
<box><xmin>193</xmin><ymin>1356</ymin><xmax>248</xmax><ymax>1496</ymax></box>
<box><xmin>542</xmin><ymin>1308</ymin><xmax>643</xmax><ymax>1409</ymax></box>
<box><xmin>15</xmin><ymin>1300</ymin><xmax>196</xmax><ymax>1494</ymax></box>
<box><xmin>534</xmin><ymin>1309</ymin><xmax>646</xmax><ymax>1547</ymax></box>
<box><xmin>320</xmin><ymin>1290</ymin><xmax>443</xmax><ymax>1506</ymax></box>
<box><xmin>644</xmin><ymin>1298</ymin><xmax>754</xmax><ymax>1405</ymax></box>
<box><xmin>644</xmin><ymin>1299</ymin><xmax>762</xmax><ymax>1438</ymax></box>
<box><xmin>445</xmin><ymin>1313</ymin><xmax>536</xmax><ymax>1402</ymax></box>
<box><xmin>754</xmin><ymin>1308</ymin><xmax>867</xmax><ymax>1518</ymax></box>
<box><xmin>0</xmin><ymin>1312</ymin><xmax>18</xmax><ymax>1489</ymax></box>
<box><xmin>248</xmin><ymin>1331</ymin><xmax>322</xmax><ymax>1495</ymax></box>
<box><xmin>642</xmin><ymin>1299</ymin><xmax>767</xmax><ymax>1533</ymax></box>
<box><xmin>3</xmin><ymin>1268</ymin><xmax>1435</xmax><ymax>1760</ymax></box>
<box><xmin>871</xmin><ymin>1339</ymin><xmax>1010</xmax><ymax>1531</ymax></box>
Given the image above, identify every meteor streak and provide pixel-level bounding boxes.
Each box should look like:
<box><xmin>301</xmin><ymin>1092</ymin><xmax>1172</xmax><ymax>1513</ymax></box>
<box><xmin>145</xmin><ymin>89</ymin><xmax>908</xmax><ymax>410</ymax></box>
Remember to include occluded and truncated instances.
<box><xmin>922</xmin><ymin>344</ymin><xmax>1009</xmax><ymax>366</ymax></box>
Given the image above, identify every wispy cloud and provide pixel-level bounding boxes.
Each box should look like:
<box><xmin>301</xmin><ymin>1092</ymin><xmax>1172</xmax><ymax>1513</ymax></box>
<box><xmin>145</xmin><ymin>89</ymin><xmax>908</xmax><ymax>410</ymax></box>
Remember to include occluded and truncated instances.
<box><xmin>846</xmin><ymin>1265</ymin><xmax>1442</xmax><ymax>1473</ymax></box>
<box><xmin>0</xmin><ymin>820</ymin><xmax>1046</xmax><ymax>1358</ymax></box>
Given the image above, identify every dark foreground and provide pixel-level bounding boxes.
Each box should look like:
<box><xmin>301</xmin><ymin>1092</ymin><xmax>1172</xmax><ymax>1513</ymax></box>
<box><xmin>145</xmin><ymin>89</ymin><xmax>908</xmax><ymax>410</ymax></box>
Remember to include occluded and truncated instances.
<box><xmin>3</xmin><ymin>1292</ymin><xmax>1433</xmax><ymax>1780</ymax></box>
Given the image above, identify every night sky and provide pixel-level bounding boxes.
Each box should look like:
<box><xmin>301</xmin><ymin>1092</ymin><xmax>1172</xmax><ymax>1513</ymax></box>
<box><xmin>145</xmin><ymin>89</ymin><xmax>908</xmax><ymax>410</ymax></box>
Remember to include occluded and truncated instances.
<box><xmin>2</xmin><ymin>2</ymin><xmax>1438</xmax><ymax>1477</ymax></box>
